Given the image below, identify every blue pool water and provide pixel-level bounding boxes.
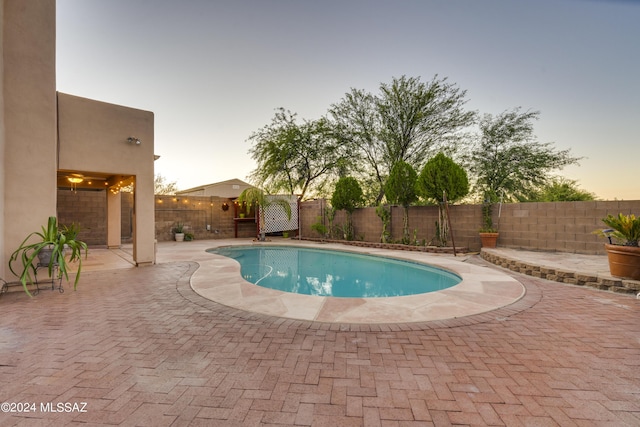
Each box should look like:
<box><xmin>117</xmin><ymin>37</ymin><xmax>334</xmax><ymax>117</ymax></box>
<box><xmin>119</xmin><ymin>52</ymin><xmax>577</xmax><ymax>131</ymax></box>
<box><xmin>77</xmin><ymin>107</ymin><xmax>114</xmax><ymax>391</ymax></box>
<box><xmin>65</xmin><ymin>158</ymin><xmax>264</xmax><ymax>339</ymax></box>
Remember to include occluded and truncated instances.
<box><xmin>209</xmin><ymin>246</ymin><xmax>461</xmax><ymax>298</ymax></box>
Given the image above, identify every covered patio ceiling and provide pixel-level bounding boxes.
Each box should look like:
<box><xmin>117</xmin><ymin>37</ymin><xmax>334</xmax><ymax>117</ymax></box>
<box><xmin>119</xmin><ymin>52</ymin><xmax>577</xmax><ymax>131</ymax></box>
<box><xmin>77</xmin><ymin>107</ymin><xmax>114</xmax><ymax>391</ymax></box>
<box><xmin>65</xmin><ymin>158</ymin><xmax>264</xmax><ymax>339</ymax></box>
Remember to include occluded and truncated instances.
<box><xmin>56</xmin><ymin>170</ymin><xmax>134</xmax><ymax>192</ymax></box>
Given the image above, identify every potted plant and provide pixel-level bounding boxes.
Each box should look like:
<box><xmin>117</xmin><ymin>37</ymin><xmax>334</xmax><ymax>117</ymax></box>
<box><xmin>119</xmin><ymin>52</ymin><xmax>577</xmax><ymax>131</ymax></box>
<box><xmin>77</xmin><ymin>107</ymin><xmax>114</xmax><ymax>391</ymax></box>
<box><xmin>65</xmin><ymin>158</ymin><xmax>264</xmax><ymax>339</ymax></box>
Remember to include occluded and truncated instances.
<box><xmin>9</xmin><ymin>216</ymin><xmax>88</xmax><ymax>296</ymax></box>
<box><xmin>596</xmin><ymin>213</ymin><xmax>640</xmax><ymax>280</ymax></box>
<box><xmin>174</xmin><ymin>222</ymin><xmax>185</xmax><ymax>241</ymax></box>
<box><xmin>184</xmin><ymin>232</ymin><xmax>195</xmax><ymax>241</ymax></box>
<box><xmin>479</xmin><ymin>200</ymin><xmax>499</xmax><ymax>248</ymax></box>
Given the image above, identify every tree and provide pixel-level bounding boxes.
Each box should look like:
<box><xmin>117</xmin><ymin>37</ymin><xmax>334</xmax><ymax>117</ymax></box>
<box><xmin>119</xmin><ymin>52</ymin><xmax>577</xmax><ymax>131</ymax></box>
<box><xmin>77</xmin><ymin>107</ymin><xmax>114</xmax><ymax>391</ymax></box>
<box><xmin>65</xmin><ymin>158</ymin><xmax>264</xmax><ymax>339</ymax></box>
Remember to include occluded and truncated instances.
<box><xmin>331</xmin><ymin>177</ymin><xmax>363</xmax><ymax>240</ymax></box>
<box><xmin>329</xmin><ymin>89</ymin><xmax>386</xmax><ymax>203</ymax></box>
<box><xmin>417</xmin><ymin>153</ymin><xmax>469</xmax><ymax>246</ymax></box>
<box><xmin>248</xmin><ymin>108</ymin><xmax>350</xmax><ymax>200</ymax></box>
<box><xmin>525</xmin><ymin>177</ymin><xmax>596</xmax><ymax>202</ymax></box>
<box><xmin>154</xmin><ymin>174</ymin><xmax>178</xmax><ymax>195</ymax></box>
<box><xmin>377</xmin><ymin>75</ymin><xmax>476</xmax><ymax>169</ymax></box>
<box><xmin>468</xmin><ymin>108</ymin><xmax>581</xmax><ymax>204</ymax></box>
<box><xmin>384</xmin><ymin>161</ymin><xmax>417</xmax><ymax>244</ymax></box>
<box><xmin>375</xmin><ymin>204</ymin><xmax>391</xmax><ymax>243</ymax></box>
<box><xmin>330</xmin><ymin>75</ymin><xmax>476</xmax><ymax>203</ymax></box>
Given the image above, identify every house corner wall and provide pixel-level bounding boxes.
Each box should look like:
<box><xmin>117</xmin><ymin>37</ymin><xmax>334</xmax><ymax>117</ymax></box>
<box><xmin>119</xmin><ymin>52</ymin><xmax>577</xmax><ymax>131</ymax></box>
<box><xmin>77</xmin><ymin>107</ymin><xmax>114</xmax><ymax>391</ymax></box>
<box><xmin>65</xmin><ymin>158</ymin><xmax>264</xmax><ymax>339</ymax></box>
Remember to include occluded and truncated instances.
<box><xmin>57</xmin><ymin>93</ymin><xmax>155</xmax><ymax>266</ymax></box>
<box><xmin>2</xmin><ymin>0</ymin><xmax>57</xmax><ymax>279</ymax></box>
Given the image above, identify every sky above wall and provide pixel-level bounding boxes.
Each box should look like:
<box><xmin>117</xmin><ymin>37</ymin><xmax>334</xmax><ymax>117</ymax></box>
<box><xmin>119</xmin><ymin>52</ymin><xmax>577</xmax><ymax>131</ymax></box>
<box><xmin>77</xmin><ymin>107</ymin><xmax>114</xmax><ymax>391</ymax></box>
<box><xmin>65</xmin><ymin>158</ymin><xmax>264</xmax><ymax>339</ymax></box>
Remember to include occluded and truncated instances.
<box><xmin>56</xmin><ymin>0</ymin><xmax>639</xmax><ymax>200</ymax></box>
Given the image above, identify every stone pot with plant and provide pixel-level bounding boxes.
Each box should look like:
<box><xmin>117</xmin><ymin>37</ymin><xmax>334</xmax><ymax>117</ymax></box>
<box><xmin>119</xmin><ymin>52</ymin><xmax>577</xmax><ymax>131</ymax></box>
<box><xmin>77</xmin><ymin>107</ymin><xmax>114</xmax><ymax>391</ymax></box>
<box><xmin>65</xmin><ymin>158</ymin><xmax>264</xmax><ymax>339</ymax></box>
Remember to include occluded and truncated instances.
<box><xmin>596</xmin><ymin>213</ymin><xmax>640</xmax><ymax>280</ymax></box>
<box><xmin>174</xmin><ymin>222</ymin><xmax>185</xmax><ymax>241</ymax></box>
<box><xmin>9</xmin><ymin>216</ymin><xmax>88</xmax><ymax>296</ymax></box>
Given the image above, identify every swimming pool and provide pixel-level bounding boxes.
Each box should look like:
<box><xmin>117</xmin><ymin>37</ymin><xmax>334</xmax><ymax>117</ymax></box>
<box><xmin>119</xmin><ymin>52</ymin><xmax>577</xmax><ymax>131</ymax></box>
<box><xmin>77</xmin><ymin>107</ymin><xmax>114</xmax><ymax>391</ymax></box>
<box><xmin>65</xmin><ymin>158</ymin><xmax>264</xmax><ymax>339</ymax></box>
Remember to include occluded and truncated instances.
<box><xmin>209</xmin><ymin>246</ymin><xmax>461</xmax><ymax>298</ymax></box>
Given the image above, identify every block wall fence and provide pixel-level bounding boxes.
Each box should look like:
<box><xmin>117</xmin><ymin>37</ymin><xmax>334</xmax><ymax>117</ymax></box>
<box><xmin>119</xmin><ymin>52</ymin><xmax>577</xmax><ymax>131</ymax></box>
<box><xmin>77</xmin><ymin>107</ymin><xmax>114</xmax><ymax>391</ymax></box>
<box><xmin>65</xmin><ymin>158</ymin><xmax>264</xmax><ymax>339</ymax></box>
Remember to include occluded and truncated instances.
<box><xmin>56</xmin><ymin>190</ymin><xmax>639</xmax><ymax>255</ymax></box>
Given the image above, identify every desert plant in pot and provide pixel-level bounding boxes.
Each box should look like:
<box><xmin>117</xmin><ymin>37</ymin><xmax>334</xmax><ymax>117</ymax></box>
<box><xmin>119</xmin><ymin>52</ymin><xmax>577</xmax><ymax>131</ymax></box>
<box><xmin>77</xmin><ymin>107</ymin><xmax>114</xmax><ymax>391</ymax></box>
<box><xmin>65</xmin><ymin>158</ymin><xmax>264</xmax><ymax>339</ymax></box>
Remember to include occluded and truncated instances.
<box><xmin>479</xmin><ymin>200</ymin><xmax>499</xmax><ymax>248</ymax></box>
<box><xmin>9</xmin><ymin>216</ymin><xmax>88</xmax><ymax>296</ymax></box>
<box><xmin>174</xmin><ymin>222</ymin><xmax>185</xmax><ymax>241</ymax></box>
<box><xmin>596</xmin><ymin>213</ymin><xmax>640</xmax><ymax>280</ymax></box>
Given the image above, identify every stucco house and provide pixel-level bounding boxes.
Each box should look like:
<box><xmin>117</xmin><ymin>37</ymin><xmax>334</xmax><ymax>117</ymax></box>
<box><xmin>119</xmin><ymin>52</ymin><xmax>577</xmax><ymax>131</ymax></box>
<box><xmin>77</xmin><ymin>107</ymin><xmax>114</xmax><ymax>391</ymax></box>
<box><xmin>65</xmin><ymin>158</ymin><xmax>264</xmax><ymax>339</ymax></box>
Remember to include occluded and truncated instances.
<box><xmin>1</xmin><ymin>0</ymin><xmax>156</xmax><ymax>281</ymax></box>
<box><xmin>176</xmin><ymin>178</ymin><xmax>254</xmax><ymax>198</ymax></box>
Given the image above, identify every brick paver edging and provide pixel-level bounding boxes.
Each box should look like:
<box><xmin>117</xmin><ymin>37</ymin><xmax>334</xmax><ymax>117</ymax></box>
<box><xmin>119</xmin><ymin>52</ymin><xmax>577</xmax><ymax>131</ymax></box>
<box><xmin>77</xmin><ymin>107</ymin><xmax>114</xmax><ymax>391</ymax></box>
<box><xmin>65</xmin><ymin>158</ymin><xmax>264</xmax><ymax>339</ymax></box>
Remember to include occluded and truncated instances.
<box><xmin>480</xmin><ymin>248</ymin><xmax>640</xmax><ymax>295</ymax></box>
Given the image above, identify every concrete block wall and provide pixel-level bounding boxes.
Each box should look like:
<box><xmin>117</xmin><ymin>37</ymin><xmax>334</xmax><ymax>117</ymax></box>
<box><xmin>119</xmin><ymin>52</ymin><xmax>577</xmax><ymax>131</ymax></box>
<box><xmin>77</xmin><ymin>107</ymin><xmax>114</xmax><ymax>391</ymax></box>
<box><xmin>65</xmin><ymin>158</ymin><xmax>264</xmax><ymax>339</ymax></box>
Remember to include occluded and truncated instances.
<box><xmin>300</xmin><ymin>199</ymin><xmax>640</xmax><ymax>255</ymax></box>
<box><xmin>154</xmin><ymin>195</ymin><xmax>256</xmax><ymax>241</ymax></box>
<box><xmin>496</xmin><ymin>200</ymin><xmax>640</xmax><ymax>255</ymax></box>
<box><xmin>56</xmin><ymin>192</ymin><xmax>639</xmax><ymax>254</ymax></box>
<box><xmin>300</xmin><ymin>201</ymin><xmax>485</xmax><ymax>251</ymax></box>
<box><xmin>57</xmin><ymin>189</ymin><xmax>107</xmax><ymax>245</ymax></box>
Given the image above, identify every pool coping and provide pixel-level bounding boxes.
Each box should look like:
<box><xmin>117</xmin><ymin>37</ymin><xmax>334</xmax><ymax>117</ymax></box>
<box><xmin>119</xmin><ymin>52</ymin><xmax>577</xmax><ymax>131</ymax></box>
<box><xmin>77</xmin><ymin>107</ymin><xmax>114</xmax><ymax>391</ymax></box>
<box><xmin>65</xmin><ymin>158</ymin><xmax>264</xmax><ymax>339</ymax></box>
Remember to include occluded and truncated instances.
<box><xmin>189</xmin><ymin>239</ymin><xmax>526</xmax><ymax>324</ymax></box>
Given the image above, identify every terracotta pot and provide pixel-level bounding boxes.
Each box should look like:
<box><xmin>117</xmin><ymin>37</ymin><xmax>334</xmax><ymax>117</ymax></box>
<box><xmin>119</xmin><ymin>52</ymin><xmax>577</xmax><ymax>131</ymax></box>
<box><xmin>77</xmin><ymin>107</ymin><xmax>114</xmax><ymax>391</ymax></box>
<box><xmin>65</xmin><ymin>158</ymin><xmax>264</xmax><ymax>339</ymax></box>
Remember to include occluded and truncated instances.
<box><xmin>605</xmin><ymin>244</ymin><xmax>640</xmax><ymax>280</ymax></box>
<box><xmin>479</xmin><ymin>232</ymin><xmax>499</xmax><ymax>248</ymax></box>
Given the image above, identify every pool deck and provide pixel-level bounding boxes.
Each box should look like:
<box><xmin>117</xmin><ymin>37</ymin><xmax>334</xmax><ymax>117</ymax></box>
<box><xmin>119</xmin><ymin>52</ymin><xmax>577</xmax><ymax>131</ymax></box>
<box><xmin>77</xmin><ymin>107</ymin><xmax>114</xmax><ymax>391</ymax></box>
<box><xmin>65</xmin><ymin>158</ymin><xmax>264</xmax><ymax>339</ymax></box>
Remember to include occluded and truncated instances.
<box><xmin>188</xmin><ymin>240</ymin><xmax>526</xmax><ymax>324</ymax></box>
<box><xmin>1</xmin><ymin>238</ymin><xmax>638</xmax><ymax>425</ymax></box>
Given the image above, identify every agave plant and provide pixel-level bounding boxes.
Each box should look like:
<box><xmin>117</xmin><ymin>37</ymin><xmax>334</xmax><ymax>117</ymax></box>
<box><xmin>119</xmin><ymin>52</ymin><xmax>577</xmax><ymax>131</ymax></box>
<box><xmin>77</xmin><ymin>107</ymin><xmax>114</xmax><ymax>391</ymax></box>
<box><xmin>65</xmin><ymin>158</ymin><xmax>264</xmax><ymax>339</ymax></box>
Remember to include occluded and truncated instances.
<box><xmin>9</xmin><ymin>216</ymin><xmax>88</xmax><ymax>296</ymax></box>
<box><xmin>599</xmin><ymin>213</ymin><xmax>640</xmax><ymax>247</ymax></box>
<box><xmin>237</xmin><ymin>188</ymin><xmax>292</xmax><ymax>241</ymax></box>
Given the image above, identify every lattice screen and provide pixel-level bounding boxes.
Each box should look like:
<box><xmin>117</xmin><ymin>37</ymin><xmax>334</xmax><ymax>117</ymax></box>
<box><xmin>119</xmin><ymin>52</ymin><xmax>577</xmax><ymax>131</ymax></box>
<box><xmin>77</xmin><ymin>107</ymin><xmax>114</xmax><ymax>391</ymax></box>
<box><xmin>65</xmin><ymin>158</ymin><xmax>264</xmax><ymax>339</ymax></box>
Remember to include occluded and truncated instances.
<box><xmin>261</xmin><ymin>195</ymin><xmax>298</xmax><ymax>233</ymax></box>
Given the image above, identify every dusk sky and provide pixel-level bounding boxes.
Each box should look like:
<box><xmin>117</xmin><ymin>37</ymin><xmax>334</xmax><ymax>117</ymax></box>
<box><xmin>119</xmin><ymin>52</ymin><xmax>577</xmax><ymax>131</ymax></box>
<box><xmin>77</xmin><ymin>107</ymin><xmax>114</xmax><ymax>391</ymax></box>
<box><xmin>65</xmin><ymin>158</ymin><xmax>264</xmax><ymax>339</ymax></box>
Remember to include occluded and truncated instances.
<box><xmin>56</xmin><ymin>0</ymin><xmax>639</xmax><ymax>200</ymax></box>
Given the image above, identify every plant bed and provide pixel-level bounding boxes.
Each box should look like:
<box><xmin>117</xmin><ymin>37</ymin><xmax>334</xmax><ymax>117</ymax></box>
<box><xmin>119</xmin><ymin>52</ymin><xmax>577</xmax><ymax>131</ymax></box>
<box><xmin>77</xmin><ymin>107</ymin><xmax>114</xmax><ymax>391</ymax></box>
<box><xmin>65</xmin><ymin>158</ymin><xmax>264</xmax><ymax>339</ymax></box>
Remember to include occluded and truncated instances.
<box><xmin>301</xmin><ymin>237</ymin><xmax>468</xmax><ymax>254</ymax></box>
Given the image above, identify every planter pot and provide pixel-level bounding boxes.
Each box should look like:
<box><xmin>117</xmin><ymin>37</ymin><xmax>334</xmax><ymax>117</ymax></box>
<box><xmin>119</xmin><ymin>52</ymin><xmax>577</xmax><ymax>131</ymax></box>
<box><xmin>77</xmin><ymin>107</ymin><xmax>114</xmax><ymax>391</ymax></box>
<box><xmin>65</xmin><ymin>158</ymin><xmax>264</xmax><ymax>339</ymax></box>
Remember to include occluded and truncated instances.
<box><xmin>174</xmin><ymin>233</ymin><xmax>185</xmax><ymax>242</ymax></box>
<box><xmin>37</xmin><ymin>245</ymin><xmax>55</xmax><ymax>266</ymax></box>
<box><xmin>479</xmin><ymin>232</ymin><xmax>499</xmax><ymax>248</ymax></box>
<box><xmin>605</xmin><ymin>244</ymin><xmax>640</xmax><ymax>280</ymax></box>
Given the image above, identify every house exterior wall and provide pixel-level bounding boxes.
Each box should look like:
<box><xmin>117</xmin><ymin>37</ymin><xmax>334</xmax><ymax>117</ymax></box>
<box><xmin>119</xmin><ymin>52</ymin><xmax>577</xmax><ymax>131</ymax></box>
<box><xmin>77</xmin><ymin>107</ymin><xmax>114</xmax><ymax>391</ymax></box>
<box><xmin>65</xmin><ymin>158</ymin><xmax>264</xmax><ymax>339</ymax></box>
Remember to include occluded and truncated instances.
<box><xmin>57</xmin><ymin>93</ymin><xmax>155</xmax><ymax>265</ymax></box>
<box><xmin>0</xmin><ymin>0</ymin><xmax>157</xmax><ymax>276</ymax></box>
<box><xmin>1</xmin><ymin>0</ymin><xmax>58</xmax><ymax>279</ymax></box>
<box><xmin>0</xmin><ymin>0</ymin><xmax>5</xmax><ymax>279</ymax></box>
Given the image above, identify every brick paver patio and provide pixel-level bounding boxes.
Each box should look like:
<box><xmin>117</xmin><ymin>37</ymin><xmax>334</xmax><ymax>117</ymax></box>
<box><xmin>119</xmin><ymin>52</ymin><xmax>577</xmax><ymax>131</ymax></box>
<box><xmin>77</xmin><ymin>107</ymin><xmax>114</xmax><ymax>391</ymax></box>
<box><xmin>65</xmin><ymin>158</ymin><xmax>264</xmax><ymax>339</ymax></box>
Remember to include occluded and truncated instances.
<box><xmin>0</xmin><ymin>255</ymin><xmax>638</xmax><ymax>426</ymax></box>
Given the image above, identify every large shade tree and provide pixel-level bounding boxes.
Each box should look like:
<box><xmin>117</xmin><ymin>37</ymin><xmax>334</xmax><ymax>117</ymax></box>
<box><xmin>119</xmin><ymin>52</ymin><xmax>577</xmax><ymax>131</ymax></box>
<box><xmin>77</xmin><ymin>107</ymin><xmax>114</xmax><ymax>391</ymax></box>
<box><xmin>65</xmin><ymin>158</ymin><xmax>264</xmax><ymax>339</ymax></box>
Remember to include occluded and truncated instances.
<box><xmin>248</xmin><ymin>108</ymin><xmax>350</xmax><ymax>200</ymax></box>
<box><xmin>467</xmin><ymin>108</ymin><xmax>580</xmax><ymax>231</ymax></box>
<box><xmin>330</xmin><ymin>75</ymin><xmax>476</xmax><ymax>203</ymax></box>
<box><xmin>469</xmin><ymin>108</ymin><xmax>580</xmax><ymax>203</ymax></box>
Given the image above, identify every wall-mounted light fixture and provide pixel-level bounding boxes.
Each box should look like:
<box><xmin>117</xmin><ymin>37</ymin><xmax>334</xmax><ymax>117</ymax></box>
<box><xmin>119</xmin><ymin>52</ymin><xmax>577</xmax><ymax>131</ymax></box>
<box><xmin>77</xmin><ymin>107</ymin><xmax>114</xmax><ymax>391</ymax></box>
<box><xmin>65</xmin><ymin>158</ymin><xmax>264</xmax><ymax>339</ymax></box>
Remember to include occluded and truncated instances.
<box><xmin>127</xmin><ymin>137</ymin><xmax>142</xmax><ymax>145</ymax></box>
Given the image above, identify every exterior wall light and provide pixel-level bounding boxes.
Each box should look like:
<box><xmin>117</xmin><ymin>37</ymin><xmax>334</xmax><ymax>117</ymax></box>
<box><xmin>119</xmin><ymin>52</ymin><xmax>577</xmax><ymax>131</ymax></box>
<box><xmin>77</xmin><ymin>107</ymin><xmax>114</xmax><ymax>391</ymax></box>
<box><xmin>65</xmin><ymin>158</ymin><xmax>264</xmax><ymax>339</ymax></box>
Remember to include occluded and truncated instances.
<box><xmin>127</xmin><ymin>137</ymin><xmax>141</xmax><ymax>145</ymax></box>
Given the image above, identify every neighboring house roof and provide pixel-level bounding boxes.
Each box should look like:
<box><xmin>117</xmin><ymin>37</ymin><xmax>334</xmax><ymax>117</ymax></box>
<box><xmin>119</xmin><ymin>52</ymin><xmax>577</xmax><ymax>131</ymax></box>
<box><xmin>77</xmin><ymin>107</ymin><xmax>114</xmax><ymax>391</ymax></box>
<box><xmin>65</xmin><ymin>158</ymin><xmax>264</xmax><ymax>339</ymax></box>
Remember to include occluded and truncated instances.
<box><xmin>175</xmin><ymin>178</ymin><xmax>255</xmax><ymax>198</ymax></box>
